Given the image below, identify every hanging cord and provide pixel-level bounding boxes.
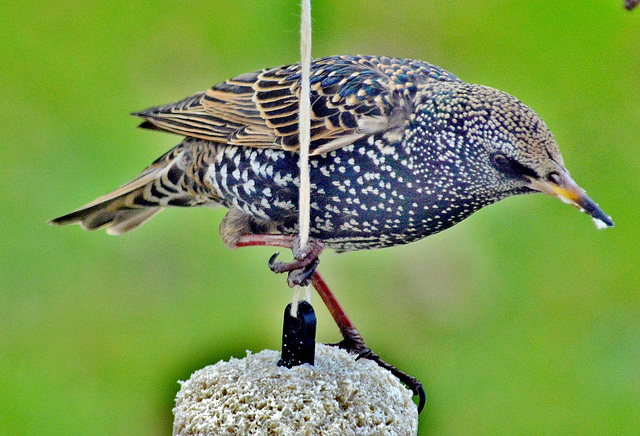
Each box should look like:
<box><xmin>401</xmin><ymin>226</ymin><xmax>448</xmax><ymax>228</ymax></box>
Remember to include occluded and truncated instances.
<box><xmin>292</xmin><ymin>0</ymin><xmax>313</xmax><ymax>317</ymax></box>
<box><xmin>298</xmin><ymin>0</ymin><xmax>312</xmax><ymax>250</ymax></box>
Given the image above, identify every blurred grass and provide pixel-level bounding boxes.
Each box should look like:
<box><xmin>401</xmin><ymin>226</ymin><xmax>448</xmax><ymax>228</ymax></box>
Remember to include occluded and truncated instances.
<box><xmin>1</xmin><ymin>1</ymin><xmax>638</xmax><ymax>434</ymax></box>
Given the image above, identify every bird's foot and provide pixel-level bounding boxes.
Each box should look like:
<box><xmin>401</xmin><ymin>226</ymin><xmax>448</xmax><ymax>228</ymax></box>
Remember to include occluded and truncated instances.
<box><xmin>268</xmin><ymin>236</ymin><xmax>324</xmax><ymax>287</ymax></box>
<box><xmin>332</xmin><ymin>328</ymin><xmax>426</xmax><ymax>413</ymax></box>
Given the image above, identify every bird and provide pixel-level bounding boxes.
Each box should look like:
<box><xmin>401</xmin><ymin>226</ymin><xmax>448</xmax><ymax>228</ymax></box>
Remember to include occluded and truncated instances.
<box><xmin>50</xmin><ymin>55</ymin><xmax>612</xmax><ymax>244</ymax></box>
<box><xmin>50</xmin><ymin>55</ymin><xmax>613</xmax><ymax>410</ymax></box>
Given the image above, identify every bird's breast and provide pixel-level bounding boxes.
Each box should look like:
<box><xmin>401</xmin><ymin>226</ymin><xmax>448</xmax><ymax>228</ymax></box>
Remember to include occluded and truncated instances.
<box><xmin>204</xmin><ymin>137</ymin><xmax>491</xmax><ymax>251</ymax></box>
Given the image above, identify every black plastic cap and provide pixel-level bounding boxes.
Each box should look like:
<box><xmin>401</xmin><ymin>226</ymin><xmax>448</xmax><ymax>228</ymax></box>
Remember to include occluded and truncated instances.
<box><xmin>278</xmin><ymin>300</ymin><xmax>316</xmax><ymax>368</ymax></box>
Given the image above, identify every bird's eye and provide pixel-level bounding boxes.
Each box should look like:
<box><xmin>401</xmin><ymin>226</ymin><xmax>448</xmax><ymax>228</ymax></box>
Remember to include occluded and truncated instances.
<box><xmin>490</xmin><ymin>152</ymin><xmax>538</xmax><ymax>179</ymax></box>
<box><xmin>548</xmin><ymin>172</ymin><xmax>562</xmax><ymax>186</ymax></box>
<box><xmin>491</xmin><ymin>153</ymin><xmax>510</xmax><ymax>170</ymax></box>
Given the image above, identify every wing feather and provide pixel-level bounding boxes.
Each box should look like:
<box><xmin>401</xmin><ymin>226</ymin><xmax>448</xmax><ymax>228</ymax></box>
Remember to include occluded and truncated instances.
<box><xmin>133</xmin><ymin>55</ymin><xmax>460</xmax><ymax>155</ymax></box>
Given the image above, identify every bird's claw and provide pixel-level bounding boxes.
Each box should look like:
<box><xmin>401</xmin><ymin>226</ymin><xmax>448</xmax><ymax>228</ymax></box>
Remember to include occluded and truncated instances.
<box><xmin>268</xmin><ymin>252</ymin><xmax>283</xmax><ymax>272</ymax></box>
<box><xmin>335</xmin><ymin>336</ymin><xmax>426</xmax><ymax>413</ymax></box>
<box><xmin>355</xmin><ymin>348</ymin><xmax>373</xmax><ymax>361</ymax></box>
<box><xmin>267</xmin><ymin>237</ymin><xmax>324</xmax><ymax>287</ymax></box>
<box><xmin>286</xmin><ymin>257</ymin><xmax>319</xmax><ymax>287</ymax></box>
<box><xmin>360</xmin><ymin>350</ymin><xmax>426</xmax><ymax>413</ymax></box>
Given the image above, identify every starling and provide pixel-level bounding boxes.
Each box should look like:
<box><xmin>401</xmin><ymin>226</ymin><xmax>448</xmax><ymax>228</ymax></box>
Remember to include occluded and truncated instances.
<box><xmin>51</xmin><ymin>55</ymin><xmax>613</xmax><ymax>245</ymax></box>
<box><xmin>50</xmin><ymin>55</ymin><xmax>614</xmax><ymax>410</ymax></box>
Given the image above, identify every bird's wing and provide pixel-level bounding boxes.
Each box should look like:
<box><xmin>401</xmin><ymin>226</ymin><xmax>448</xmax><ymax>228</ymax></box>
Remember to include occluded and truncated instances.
<box><xmin>133</xmin><ymin>56</ymin><xmax>459</xmax><ymax>155</ymax></box>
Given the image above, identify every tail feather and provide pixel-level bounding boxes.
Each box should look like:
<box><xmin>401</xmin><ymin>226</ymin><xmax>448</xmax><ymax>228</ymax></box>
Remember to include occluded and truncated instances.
<box><xmin>49</xmin><ymin>141</ymin><xmax>210</xmax><ymax>234</ymax></box>
<box><xmin>49</xmin><ymin>188</ymin><xmax>164</xmax><ymax>235</ymax></box>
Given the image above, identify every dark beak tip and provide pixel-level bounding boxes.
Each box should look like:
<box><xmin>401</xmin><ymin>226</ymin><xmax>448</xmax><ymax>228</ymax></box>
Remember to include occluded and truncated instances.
<box><xmin>594</xmin><ymin>218</ymin><xmax>614</xmax><ymax>230</ymax></box>
<box><xmin>576</xmin><ymin>193</ymin><xmax>613</xmax><ymax>230</ymax></box>
<box><xmin>587</xmin><ymin>209</ymin><xmax>614</xmax><ymax>229</ymax></box>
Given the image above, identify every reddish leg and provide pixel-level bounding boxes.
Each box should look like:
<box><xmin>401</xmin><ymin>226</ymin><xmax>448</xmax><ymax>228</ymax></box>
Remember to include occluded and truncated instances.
<box><xmin>233</xmin><ymin>234</ymin><xmax>426</xmax><ymax>412</ymax></box>
<box><xmin>311</xmin><ymin>271</ymin><xmax>426</xmax><ymax>412</ymax></box>
<box><xmin>234</xmin><ymin>234</ymin><xmax>298</xmax><ymax>250</ymax></box>
<box><xmin>235</xmin><ymin>234</ymin><xmax>323</xmax><ymax>265</ymax></box>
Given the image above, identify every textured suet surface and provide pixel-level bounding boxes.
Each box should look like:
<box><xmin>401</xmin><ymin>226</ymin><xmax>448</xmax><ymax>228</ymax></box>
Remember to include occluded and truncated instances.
<box><xmin>50</xmin><ymin>55</ymin><xmax>613</xmax><ymax>249</ymax></box>
<box><xmin>173</xmin><ymin>345</ymin><xmax>418</xmax><ymax>435</ymax></box>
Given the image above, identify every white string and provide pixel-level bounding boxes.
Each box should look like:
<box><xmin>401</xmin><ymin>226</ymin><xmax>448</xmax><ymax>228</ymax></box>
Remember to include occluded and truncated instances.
<box><xmin>291</xmin><ymin>287</ymin><xmax>301</xmax><ymax>318</ymax></box>
<box><xmin>291</xmin><ymin>0</ymin><xmax>313</xmax><ymax>318</ymax></box>
<box><xmin>305</xmin><ymin>286</ymin><xmax>311</xmax><ymax>303</ymax></box>
<box><xmin>298</xmin><ymin>0</ymin><xmax>312</xmax><ymax>251</ymax></box>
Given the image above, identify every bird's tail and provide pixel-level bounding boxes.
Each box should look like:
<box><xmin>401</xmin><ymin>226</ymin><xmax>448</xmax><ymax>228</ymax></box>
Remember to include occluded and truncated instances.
<box><xmin>50</xmin><ymin>143</ymin><xmax>207</xmax><ymax>235</ymax></box>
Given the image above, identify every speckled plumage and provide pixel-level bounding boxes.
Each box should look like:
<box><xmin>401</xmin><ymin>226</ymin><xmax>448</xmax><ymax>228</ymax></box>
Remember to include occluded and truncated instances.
<box><xmin>50</xmin><ymin>55</ymin><xmax>613</xmax><ymax>249</ymax></box>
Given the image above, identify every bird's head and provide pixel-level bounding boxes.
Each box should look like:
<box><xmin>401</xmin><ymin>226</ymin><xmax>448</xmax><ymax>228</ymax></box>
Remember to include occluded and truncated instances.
<box><xmin>416</xmin><ymin>82</ymin><xmax>614</xmax><ymax>229</ymax></box>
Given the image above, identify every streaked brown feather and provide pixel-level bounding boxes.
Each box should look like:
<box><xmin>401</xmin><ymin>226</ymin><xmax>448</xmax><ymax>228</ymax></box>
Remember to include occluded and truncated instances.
<box><xmin>132</xmin><ymin>56</ymin><xmax>451</xmax><ymax>155</ymax></box>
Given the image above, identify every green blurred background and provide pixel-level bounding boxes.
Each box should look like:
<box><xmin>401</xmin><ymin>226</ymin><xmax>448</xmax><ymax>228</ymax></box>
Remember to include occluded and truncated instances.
<box><xmin>2</xmin><ymin>1</ymin><xmax>638</xmax><ymax>434</ymax></box>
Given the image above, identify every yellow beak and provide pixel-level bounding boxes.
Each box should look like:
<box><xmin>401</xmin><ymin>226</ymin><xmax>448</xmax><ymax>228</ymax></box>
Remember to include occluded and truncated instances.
<box><xmin>525</xmin><ymin>169</ymin><xmax>614</xmax><ymax>229</ymax></box>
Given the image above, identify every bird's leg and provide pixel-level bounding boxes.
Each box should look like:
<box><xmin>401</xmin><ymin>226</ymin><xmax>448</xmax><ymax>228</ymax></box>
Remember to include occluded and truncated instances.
<box><xmin>232</xmin><ymin>234</ymin><xmax>426</xmax><ymax>412</ymax></box>
<box><xmin>234</xmin><ymin>234</ymin><xmax>323</xmax><ymax>287</ymax></box>
<box><xmin>311</xmin><ymin>271</ymin><xmax>426</xmax><ymax>413</ymax></box>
